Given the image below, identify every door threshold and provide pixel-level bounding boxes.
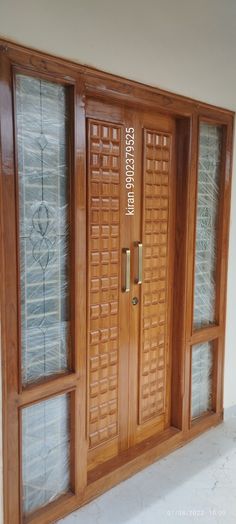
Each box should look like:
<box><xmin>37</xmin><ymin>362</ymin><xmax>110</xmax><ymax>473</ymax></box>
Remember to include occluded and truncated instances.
<box><xmin>88</xmin><ymin>426</ymin><xmax>181</xmax><ymax>485</ymax></box>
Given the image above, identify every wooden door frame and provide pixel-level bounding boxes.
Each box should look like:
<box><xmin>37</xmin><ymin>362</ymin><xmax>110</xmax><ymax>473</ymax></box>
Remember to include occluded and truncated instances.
<box><xmin>0</xmin><ymin>38</ymin><xmax>234</xmax><ymax>524</ymax></box>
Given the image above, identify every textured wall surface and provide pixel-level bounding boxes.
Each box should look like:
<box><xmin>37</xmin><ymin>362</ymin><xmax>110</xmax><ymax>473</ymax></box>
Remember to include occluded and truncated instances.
<box><xmin>1</xmin><ymin>1</ymin><xmax>236</xmax><ymax>522</ymax></box>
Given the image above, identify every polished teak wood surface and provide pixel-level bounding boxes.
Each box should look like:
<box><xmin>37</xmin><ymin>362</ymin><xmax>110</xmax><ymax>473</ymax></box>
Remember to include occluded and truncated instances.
<box><xmin>0</xmin><ymin>38</ymin><xmax>234</xmax><ymax>524</ymax></box>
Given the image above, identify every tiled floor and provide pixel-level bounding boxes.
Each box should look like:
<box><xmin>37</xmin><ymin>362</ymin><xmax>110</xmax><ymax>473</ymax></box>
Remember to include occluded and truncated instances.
<box><xmin>58</xmin><ymin>408</ymin><xmax>236</xmax><ymax>524</ymax></box>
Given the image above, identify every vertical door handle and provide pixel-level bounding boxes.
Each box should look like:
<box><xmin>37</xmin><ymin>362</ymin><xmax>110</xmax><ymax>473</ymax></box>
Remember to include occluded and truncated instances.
<box><xmin>122</xmin><ymin>248</ymin><xmax>130</xmax><ymax>292</ymax></box>
<box><xmin>135</xmin><ymin>242</ymin><xmax>143</xmax><ymax>284</ymax></box>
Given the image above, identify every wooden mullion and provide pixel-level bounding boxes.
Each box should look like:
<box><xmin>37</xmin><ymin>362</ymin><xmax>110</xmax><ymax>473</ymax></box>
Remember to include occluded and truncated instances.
<box><xmin>171</xmin><ymin>117</ymin><xmax>191</xmax><ymax>431</ymax></box>
<box><xmin>190</xmin><ymin>325</ymin><xmax>222</xmax><ymax>345</ymax></box>
<box><xmin>73</xmin><ymin>76</ymin><xmax>87</xmax><ymax>493</ymax></box>
<box><xmin>17</xmin><ymin>373</ymin><xmax>79</xmax><ymax>407</ymax></box>
<box><xmin>0</xmin><ymin>49</ymin><xmax>21</xmax><ymax>524</ymax></box>
<box><xmin>182</xmin><ymin>113</ymin><xmax>199</xmax><ymax>434</ymax></box>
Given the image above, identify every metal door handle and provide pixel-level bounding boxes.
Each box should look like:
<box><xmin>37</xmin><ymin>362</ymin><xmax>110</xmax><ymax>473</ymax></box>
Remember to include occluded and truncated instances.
<box><xmin>135</xmin><ymin>242</ymin><xmax>143</xmax><ymax>284</ymax></box>
<box><xmin>122</xmin><ymin>248</ymin><xmax>130</xmax><ymax>292</ymax></box>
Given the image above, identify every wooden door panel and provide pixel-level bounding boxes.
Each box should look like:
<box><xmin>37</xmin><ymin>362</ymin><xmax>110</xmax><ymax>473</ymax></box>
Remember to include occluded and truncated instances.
<box><xmin>131</xmin><ymin>115</ymin><xmax>176</xmax><ymax>445</ymax></box>
<box><xmin>87</xmin><ymin>119</ymin><xmax>122</xmax><ymax>468</ymax></box>
<box><xmin>139</xmin><ymin>128</ymin><xmax>172</xmax><ymax>424</ymax></box>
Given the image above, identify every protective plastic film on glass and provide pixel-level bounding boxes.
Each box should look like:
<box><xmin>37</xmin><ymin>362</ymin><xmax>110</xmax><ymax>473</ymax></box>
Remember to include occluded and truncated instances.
<box><xmin>15</xmin><ymin>74</ymin><xmax>71</xmax><ymax>384</ymax></box>
<box><xmin>193</xmin><ymin>123</ymin><xmax>222</xmax><ymax>329</ymax></box>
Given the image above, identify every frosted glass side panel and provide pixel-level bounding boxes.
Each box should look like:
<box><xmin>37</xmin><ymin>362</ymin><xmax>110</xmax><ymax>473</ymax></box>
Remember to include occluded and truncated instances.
<box><xmin>191</xmin><ymin>342</ymin><xmax>214</xmax><ymax>419</ymax></box>
<box><xmin>15</xmin><ymin>74</ymin><xmax>70</xmax><ymax>384</ymax></box>
<box><xmin>22</xmin><ymin>394</ymin><xmax>70</xmax><ymax>514</ymax></box>
<box><xmin>193</xmin><ymin>123</ymin><xmax>222</xmax><ymax>329</ymax></box>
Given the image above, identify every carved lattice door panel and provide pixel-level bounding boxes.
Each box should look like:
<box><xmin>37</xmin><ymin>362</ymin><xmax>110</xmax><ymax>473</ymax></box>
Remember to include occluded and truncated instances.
<box><xmin>86</xmin><ymin>101</ymin><xmax>176</xmax><ymax>469</ymax></box>
<box><xmin>128</xmin><ymin>111</ymin><xmax>176</xmax><ymax>447</ymax></box>
<box><xmin>87</xmin><ymin>117</ymin><xmax>123</xmax><ymax>470</ymax></box>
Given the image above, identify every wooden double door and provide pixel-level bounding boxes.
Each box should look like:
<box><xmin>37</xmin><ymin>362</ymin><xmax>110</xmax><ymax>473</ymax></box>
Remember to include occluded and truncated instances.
<box><xmin>86</xmin><ymin>99</ymin><xmax>176</xmax><ymax>471</ymax></box>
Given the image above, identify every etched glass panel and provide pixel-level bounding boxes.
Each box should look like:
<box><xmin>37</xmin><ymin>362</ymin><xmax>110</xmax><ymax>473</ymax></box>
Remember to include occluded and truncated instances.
<box><xmin>191</xmin><ymin>341</ymin><xmax>214</xmax><ymax>419</ymax></box>
<box><xmin>15</xmin><ymin>74</ymin><xmax>70</xmax><ymax>384</ymax></box>
<box><xmin>193</xmin><ymin>123</ymin><xmax>222</xmax><ymax>329</ymax></box>
<box><xmin>22</xmin><ymin>394</ymin><xmax>70</xmax><ymax>514</ymax></box>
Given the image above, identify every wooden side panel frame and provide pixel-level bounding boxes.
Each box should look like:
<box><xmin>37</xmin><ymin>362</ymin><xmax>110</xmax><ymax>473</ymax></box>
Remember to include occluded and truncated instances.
<box><xmin>0</xmin><ymin>43</ymin><xmax>88</xmax><ymax>524</ymax></box>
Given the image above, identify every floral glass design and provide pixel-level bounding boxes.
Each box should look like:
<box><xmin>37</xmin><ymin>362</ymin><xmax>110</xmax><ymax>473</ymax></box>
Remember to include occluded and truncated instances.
<box><xmin>15</xmin><ymin>74</ymin><xmax>70</xmax><ymax>384</ymax></box>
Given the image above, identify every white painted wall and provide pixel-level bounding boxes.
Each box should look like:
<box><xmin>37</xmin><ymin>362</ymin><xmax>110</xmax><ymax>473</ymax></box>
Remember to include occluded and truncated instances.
<box><xmin>0</xmin><ymin>1</ymin><xmax>236</xmax><ymax>518</ymax></box>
